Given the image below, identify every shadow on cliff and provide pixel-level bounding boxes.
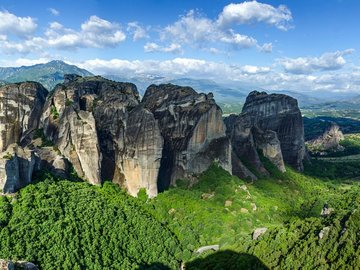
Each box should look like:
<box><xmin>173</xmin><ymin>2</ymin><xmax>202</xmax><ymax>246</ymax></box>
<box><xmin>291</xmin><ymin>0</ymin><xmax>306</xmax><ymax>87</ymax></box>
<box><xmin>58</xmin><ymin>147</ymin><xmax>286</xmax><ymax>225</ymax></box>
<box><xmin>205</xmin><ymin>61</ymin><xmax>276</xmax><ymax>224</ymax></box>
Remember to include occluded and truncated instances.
<box><xmin>185</xmin><ymin>250</ymin><xmax>269</xmax><ymax>270</ymax></box>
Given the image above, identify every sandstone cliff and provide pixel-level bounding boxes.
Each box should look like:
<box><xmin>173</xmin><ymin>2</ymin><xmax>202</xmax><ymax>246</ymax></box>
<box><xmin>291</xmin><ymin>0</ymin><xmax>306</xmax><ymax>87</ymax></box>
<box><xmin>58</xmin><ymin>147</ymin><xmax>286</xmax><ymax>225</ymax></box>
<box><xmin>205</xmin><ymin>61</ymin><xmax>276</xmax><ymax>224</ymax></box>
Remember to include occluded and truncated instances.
<box><xmin>0</xmin><ymin>82</ymin><xmax>47</xmax><ymax>193</ymax></box>
<box><xmin>39</xmin><ymin>77</ymin><xmax>231</xmax><ymax>196</ymax></box>
<box><xmin>0</xmin><ymin>77</ymin><xmax>307</xmax><ymax>196</ymax></box>
<box><xmin>142</xmin><ymin>84</ymin><xmax>232</xmax><ymax>191</ymax></box>
<box><xmin>225</xmin><ymin>91</ymin><xmax>305</xmax><ymax>178</ymax></box>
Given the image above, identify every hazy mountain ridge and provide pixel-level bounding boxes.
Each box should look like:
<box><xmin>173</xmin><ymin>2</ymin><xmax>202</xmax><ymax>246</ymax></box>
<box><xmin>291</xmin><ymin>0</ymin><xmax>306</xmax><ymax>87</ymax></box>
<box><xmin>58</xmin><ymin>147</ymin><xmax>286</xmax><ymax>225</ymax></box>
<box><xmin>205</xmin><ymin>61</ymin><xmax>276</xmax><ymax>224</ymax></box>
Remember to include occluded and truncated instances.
<box><xmin>0</xmin><ymin>60</ymin><xmax>92</xmax><ymax>90</ymax></box>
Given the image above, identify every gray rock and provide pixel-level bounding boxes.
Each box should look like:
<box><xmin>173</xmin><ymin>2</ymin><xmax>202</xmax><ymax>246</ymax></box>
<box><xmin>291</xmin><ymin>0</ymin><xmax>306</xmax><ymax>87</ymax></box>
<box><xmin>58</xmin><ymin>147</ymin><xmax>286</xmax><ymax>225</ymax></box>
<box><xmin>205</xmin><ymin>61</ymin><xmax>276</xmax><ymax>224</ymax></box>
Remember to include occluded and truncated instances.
<box><xmin>308</xmin><ymin>122</ymin><xmax>345</xmax><ymax>153</ymax></box>
<box><xmin>242</xmin><ymin>91</ymin><xmax>306</xmax><ymax>171</ymax></box>
<box><xmin>225</xmin><ymin>91</ymin><xmax>305</xmax><ymax>178</ymax></box>
<box><xmin>195</xmin><ymin>245</ymin><xmax>220</xmax><ymax>254</ymax></box>
<box><xmin>253</xmin><ymin>127</ymin><xmax>286</xmax><ymax>172</ymax></box>
<box><xmin>34</xmin><ymin>146</ymin><xmax>69</xmax><ymax>178</ymax></box>
<box><xmin>0</xmin><ymin>144</ymin><xmax>35</xmax><ymax>193</ymax></box>
<box><xmin>0</xmin><ymin>82</ymin><xmax>47</xmax><ymax>151</ymax></box>
<box><xmin>253</xmin><ymin>227</ymin><xmax>268</xmax><ymax>240</ymax></box>
<box><xmin>318</xmin><ymin>226</ymin><xmax>330</xmax><ymax>239</ymax></box>
<box><xmin>142</xmin><ymin>84</ymin><xmax>232</xmax><ymax>191</ymax></box>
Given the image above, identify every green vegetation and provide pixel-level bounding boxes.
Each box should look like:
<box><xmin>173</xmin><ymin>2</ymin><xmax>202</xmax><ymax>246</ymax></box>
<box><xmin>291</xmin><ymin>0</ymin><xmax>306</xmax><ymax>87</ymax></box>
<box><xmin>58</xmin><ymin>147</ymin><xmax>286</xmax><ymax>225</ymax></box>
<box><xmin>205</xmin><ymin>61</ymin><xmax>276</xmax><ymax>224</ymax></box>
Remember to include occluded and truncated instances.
<box><xmin>0</xmin><ymin>156</ymin><xmax>359</xmax><ymax>269</ymax></box>
<box><xmin>50</xmin><ymin>105</ymin><xmax>59</xmax><ymax>120</ymax></box>
<box><xmin>0</xmin><ymin>174</ymin><xmax>183</xmax><ymax>269</ymax></box>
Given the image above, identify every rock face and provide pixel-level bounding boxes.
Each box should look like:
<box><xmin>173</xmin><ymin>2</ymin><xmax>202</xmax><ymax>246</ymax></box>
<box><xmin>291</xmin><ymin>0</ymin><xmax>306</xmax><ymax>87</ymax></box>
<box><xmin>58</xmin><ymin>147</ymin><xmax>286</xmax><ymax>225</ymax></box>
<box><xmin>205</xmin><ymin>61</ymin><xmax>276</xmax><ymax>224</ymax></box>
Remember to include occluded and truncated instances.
<box><xmin>142</xmin><ymin>84</ymin><xmax>232</xmax><ymax>191</ymax></box>
<box><xmin>225</xmin><ymin>91</ymin><xmax>306</xmax><ymax>178</ymax></box>
<box><xmin>0</xmin><ymin>82</ymin><xmax>47</xmax><ymax>151</ymax></box>
<box><xmin>0</xmin><ymin>144</ymin><xmax>36</xmax><ymax>193</ymax></box>
<box><xmin>0</xmin><ymin>259</ymin><xmax>38</xmax><ymax>270</ymax></box>
<box><xmin>39</xmin><ymin>78</ymin><xmax>230</xmax><ymax>196</ymax></box>
<box><xmin>307</xmin><ymin>122</ymin><xmax>344</xmax><ymax>154</ymax></box>
<box><xmin>0</xmin><ymin>82</ymin><xmax>47</xmax><ymax>193</ymax></box>
<box><xmin>0</xmin><ymin>77</ymin><xmax>307</xmax><ymax>197</ymax></box>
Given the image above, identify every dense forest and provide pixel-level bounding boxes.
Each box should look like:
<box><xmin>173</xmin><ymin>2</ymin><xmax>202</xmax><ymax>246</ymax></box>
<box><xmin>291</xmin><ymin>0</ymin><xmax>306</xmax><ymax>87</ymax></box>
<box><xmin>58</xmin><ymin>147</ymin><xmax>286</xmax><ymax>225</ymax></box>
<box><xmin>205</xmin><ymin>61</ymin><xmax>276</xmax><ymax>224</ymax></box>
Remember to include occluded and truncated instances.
<box><xmin>0</xmin><ymin>153</ymin><xmax>359</xmax><ymax>269</ymax></box>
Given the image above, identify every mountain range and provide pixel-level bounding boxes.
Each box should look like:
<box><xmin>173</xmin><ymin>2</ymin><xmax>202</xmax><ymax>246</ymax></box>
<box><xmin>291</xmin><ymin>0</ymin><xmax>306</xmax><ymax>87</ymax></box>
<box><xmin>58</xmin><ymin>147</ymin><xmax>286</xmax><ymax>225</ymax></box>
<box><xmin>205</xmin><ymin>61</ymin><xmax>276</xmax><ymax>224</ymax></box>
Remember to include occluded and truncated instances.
<box><xmin>0</xmin><ymin>60</ymin><xmax>92</xmax><ymax>90</ymax></box>
<box><xmin>1</xmin><ymin>60</ymin><xmax>360</xmax><ymax>115</ymax></box>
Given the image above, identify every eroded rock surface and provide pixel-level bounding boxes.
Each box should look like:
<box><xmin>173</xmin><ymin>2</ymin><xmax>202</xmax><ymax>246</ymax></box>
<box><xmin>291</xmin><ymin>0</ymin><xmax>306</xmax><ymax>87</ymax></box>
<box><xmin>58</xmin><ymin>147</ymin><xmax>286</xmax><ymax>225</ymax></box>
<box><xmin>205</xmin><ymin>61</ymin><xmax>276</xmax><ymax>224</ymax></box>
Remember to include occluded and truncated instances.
<box><xmin>0</xmin><ymin>144</ymin><xmax>35</xmax><ymax>193</ymax></box>
<box><xmin>307</xmin><ymin>122</ymin><xmax>344</xmax><ymax>154</ymax></box>
<box><xmin>225</xmin><ymin>91</ymin><xmax>306</xmax><ymax>178</ymax></box>
<box><xmin>0</xmin><ymin>82</ymin><xmax>47</xmax><ymax>151</ymax></box>
<box><xmin>142</xmin><ymin>84</ymin><xmax>231</xmax><ymax>191</ymax></box>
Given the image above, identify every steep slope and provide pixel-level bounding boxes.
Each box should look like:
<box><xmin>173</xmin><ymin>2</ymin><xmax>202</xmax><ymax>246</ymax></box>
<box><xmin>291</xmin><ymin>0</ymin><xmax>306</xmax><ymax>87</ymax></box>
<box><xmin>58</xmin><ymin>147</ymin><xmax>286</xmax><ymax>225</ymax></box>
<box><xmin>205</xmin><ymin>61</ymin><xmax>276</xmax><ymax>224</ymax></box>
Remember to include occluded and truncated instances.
<box><xmin>0</xmin><ymin>61</ymin><xmax>92</xmax><ymax>90</ymax></box>
<box><xmin>39</xmin><ymin>76</ymin><xmax>230</xmax><ymax>197</ymax></box>
<box><xmin>0</xmin><ymin>82</ymin><xmax>48</xmax><ymax>193</ymax></box>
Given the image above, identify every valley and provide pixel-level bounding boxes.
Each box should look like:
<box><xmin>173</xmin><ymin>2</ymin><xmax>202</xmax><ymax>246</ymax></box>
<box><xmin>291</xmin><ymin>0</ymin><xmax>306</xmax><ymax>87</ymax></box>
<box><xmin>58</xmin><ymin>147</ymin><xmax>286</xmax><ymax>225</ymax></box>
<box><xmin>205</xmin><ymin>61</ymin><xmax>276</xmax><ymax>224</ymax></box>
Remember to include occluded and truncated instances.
<box><xmin>0</xmin><ymin>68</ymin><xmax>358</xmax><ymax>269</ymax></box>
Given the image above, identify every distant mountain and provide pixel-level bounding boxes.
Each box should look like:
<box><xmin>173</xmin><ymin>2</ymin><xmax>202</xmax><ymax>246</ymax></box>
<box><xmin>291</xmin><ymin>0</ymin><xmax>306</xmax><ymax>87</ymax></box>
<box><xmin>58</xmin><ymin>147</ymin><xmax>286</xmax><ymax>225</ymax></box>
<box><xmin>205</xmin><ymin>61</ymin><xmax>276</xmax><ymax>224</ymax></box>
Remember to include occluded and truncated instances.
<box><xmin>0</xmin><ymin>60</ymin><xmax>92</xmax><ymax>90</ymax></box>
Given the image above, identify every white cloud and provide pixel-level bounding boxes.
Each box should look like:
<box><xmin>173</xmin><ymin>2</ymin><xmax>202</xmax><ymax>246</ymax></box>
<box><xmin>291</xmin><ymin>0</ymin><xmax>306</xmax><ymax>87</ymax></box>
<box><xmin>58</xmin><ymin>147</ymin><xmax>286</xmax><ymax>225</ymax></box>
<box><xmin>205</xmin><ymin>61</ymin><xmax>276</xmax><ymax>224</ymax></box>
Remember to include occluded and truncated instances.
<box><xmin>258</xmin><ymin>42</ymin><xmax>272</xmax><ymax>53</ymax></box>
<box><xmin>217</xmin><ymin>1</ymin><xmax>292</xmax><ymax>30</ymax></box>
<box><xmin>160</xmin><ymin>10</ymin><xmax>271</xmax><ymax>53</ymax></box>
<box><xmin>162</xmin><ymin>10</ymin><xmax>216</xmax><ymax>44</ymax></box>
<box><xmin>127</xmin><ymin>22</ymin><xmax>148</xmax><ymax>40</ymax></box>
<box><xmin>280</xmin><ymin>49</ymin><xmax>354</xmax><ymax>74</ymax></box>
<box><xmin>74</xmin><ymin>57</ymin><xmax>271</xmax><ymax>81</ymax></box>
<box><xmin>5</xmin><ymin>56</ymin><xmax>360</xmax><ymax>94</ymax></box>
<box><xmin>0</xmin><ymin>10</ymin><xmax>37</xmax><ymax>36</ymax></box>
<box><xmin>48</xmin><ymin>8</ymin><xmax>60</xmax><ymax>16</ymax></box>
<box><xmin>144</xmin><ymin>42</ymin><xmax>183</xmax><ymax>54</ymax></box>
<box><xmin>0</xmin><ymin>15</ymin><xmax>126</xmax><ymax>54</ymax></box>
<box><xmin>220</xmin><ymin>30</ymin><xmax>257</xmax><ymax>48</ymax></box>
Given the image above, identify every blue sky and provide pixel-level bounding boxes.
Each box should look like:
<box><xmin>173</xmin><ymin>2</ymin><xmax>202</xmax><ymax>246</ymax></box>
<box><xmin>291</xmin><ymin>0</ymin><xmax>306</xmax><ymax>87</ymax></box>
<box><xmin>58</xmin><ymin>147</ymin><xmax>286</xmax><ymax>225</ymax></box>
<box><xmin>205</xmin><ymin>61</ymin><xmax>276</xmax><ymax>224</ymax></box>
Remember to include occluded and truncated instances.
<box><xmin>0</xmin><ymin>0</ymin><xmax>360</xmax><ymax>93</ymax></box>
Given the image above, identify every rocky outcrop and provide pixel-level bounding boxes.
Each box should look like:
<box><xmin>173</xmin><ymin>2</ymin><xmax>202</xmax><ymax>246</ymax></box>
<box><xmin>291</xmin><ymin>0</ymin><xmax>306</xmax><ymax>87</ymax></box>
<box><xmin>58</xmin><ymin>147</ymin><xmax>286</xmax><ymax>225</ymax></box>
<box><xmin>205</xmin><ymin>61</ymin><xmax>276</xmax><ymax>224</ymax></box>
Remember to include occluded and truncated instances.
<box><xmin>307</xmin><ymin>122</ymin><xmax>344</xmax><ymax>154</ymax></box>
<box><xmin>0</xmin><ymin>82</ymin><xmax>47</xmax><ymax>193</ymax></box>
<box><xmin>253</xmin><ymin>128</ymin><xmax>285</xmax><ymax>173</ymax></box>
<box><xmin>39</xmin><ymin>78</ymin><xmax>231</xmax><ymax>196</ymax></box>
<box><xmin>0</xmin><ymin>76</ymin><xmax>307</xmax><ymax>197</ymax></box>
<box><xmin>0</xmin><ymin>82</ymin><xmax>47</xmax><ymax>151</ymax></box>
<box><xmin>242</xmin><ymin>91</ymin><xmax>306</xmax><ymax>171</ymax></box>
<box><xmin>226</xmin><ymin>91</ymin><xmax>306</xmax><ymax>178</ymax></box>
<box><xmin>0</xmin><ymin>259</ymin><xmax>38</xmax><ymax>270</ymax></box>
<box><xmin>142</xmin><ymin>84</ymin><xmax>231</xmax><ymax>191</ymax></box>
<box><xmin>0</xmin><ymin>144</ymin><xmax>35</xmax><ymax>193</ymax></box>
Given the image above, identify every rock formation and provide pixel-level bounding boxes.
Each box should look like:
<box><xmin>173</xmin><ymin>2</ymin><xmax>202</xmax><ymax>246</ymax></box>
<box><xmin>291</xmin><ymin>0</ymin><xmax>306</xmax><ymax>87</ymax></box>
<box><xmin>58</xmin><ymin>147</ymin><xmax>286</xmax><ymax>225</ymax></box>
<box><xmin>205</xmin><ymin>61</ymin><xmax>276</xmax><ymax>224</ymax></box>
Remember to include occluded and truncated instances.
<box><xmin>0</xmin><ymin>144</ymin><xmax>35</xmax><ymax>193</ymax></box>
<box><xmin>225</xmin><ymin>91</ymin><xmax>306</xmax><ymax>178</ymax></box>
<box><xmin>307</xmin><ymin>122</ymin><xmax>344</xmax><ymax>154</ymax></box>
<box><xmin>142</xmin><ymin>84</ymin><xmax>232</xmax><ymax>191</ymax></box>
<box><xmin>0</xmin><ymin>77</ymin><xmax>307</xmax><ymax>196</ymax></box>
<box><xmin>0</xmin><ymin>82</ymin><xmax>47</xmax><ymax>193</ymax></box>
<box><xmin>39</xmin><ymin>77</ymin><xmax>231</xmax><ymax>197</ymax></box>
<box><xmin>0</xmin><ymin>82</ymin><xmax>47</xmax><ymax>151</ymax></box>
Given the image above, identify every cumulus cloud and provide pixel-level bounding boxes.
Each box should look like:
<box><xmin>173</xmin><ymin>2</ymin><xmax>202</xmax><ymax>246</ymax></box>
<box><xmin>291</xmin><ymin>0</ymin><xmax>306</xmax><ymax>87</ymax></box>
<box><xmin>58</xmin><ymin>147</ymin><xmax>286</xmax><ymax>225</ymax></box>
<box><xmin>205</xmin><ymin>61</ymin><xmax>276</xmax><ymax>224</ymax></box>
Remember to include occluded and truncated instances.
<box><xmin>0</xmin><ymin>15</ymin><xmax>126</xmax><ymax>54</ymax></box>
<box><xmin>0</xmin><ymin>10</ymin><xmax>37</xmax><ymax>36</ymax></box>
<box><xmin>217</xmin><ymin>1</ymin><xmax>292</xmax><ymax>30</ymax></box>
<box><xmin>280</xmin><ymin>49</ymin><xmax>354</xmax><ymax>74</ymax></box>
<box><xmin>144</xmin><ymin>42</ymin><xmax>183</xmax><ymax>54</ymax></box>
<box><xmin>71</xmin><ymin>57</ymin><xmax>360</xmax><ymax>94</ymax></box>
<box><xmin>74</xmin><ymin>57</ymin><xmax>271</xmax><ymax>81</ymax></box>
<box><xmin>48</xmin><ymin>8</ymin><xmax>60</xmax><ymax>16</ymax></box>
<box><xmin>159</xmin><ymin>10</ymin><xmax>272</xmax><ymax>53</ymax></box>
<box><xmin>127</xmin><ymin>22</ymin><xmax>148</xmax><ymax>40</ymax></box>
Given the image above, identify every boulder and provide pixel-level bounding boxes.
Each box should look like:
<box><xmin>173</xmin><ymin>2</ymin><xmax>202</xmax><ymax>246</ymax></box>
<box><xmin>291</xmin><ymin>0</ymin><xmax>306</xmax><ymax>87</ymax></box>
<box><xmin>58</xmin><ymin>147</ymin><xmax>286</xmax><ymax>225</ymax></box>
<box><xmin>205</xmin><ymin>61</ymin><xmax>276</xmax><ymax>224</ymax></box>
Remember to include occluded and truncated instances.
<box><xmin>253</xmin><ymin>227</ymin><xmax>268</xmax><ymax>240</ymax></box>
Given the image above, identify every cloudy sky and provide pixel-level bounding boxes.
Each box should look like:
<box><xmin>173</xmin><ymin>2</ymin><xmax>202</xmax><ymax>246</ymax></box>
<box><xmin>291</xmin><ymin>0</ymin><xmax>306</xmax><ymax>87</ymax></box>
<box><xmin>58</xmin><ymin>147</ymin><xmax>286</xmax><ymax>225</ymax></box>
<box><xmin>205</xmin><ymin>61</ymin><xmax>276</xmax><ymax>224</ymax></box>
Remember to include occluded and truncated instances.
<box><xmin>0</xmin><ymin>0</ymin><xmax>360</xmax><ymax>93</ymax></box>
